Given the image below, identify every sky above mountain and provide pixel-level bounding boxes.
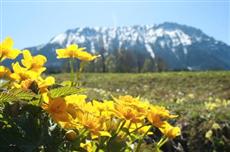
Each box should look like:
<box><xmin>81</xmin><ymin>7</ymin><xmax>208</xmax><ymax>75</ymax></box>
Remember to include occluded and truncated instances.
<box><xmin>0</xmin><ymin>0</ymin><xmax>229</xmax><ymax>49</ymax></box>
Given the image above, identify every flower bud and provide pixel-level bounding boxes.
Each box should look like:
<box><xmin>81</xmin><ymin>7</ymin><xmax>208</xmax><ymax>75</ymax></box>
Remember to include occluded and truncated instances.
<box><xmin>65</xmin><ymin>130</ymin><xmax>77</xmax><ymax>141</ymax></box>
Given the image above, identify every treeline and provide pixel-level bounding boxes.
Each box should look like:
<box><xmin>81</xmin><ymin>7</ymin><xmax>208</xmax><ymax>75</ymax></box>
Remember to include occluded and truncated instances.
<box><xmin>84</xmin><ymin>55</ymin><xmax>167</xmax><ymax>73</ymax></box>
<box><xmin>48</xmin><ymin>50</ymin><xmax>168</xmax><ymax>73</ymax></box>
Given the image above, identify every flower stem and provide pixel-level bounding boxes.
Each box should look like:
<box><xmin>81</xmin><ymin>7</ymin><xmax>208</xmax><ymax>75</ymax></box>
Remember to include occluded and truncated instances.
<box><xmin>116</xmin><ymin>120</ymin><xmax>126</xmax><ymax>135</ymax></box>
<box><xmin>135</xmin><ymin>127</ymin><xmax>150</xmax><ymax>152</ymax></box>
<box><xmin>157</xmin><ymin>136</ymin><xmax>168</xmax><ymax>148</ymax></box>
<box><xmin>129</xmin><ymin>124</ymin><xmax>145</xmax><ymax>134</ymax></box>
<box><xmin>69</xmin><ymin>59</ymin><xmax>74</xmax><ymax>86</ymax></box>
<box><xmin>76</xmin><ymin>61</ymin><xmax>86</xmax><ymax>87</ymax></box>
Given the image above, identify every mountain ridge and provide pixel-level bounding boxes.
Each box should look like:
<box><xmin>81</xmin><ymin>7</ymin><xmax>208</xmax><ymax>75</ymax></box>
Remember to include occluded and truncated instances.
<box><xmin>25</xmin><ymin>22</ymin><xmax>230</xmax><ymax>72</ymax></box>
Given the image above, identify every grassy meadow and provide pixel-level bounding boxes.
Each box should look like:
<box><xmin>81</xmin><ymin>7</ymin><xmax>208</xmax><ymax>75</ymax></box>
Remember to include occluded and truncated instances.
<box><xmin>54</xmin><ymin>71</ymin><xmax>230</xmax><ymax>101</ymax></box>
<box><xmin>53</xmin><ymin>71</ymin><xmax>230</xmax><ymax>151</ymax></box>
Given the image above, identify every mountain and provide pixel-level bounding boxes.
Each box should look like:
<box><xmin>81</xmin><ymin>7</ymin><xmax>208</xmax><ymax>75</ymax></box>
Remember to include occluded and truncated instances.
<box><xmin>25</xmin><ymin>22</ymin><xmax>230</xmax><ymax>72</ymax></box>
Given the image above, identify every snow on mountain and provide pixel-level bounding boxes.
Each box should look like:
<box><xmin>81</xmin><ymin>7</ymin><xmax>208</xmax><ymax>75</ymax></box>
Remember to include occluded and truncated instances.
<box><xmin>145</xmin><ymin>43</ymin><xmax>155</xmax><ymax>58</ymax></box>
<box><xmin>50</xmin><ymin>33</ymin><xmax>67</xmax><ymax>45</ymax></box>
<box><xmin>47</xmin><ymin>23</ymin><xmax>204</xmax><ymax>54</ymax></box>
<box><xmin>26</xmin><ymin>22</ymin><xmax>230</xmax><ymax>71</ymax></box>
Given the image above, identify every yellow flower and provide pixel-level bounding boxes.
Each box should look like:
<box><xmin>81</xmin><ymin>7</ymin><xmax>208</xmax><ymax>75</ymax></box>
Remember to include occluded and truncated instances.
<box><xmin>78</xmin><ymin>113</ymin><xmax>111</xmax><ymax>139</ymax></box>
<box><xmin>103</xmin><ymin>118</ymin><xmax>119</xmax><ymax>132</ymax></box>
<box><xmin>159</xmin><ymin>122</ymin><xmax>181</xmax><ymax>139</ymax></box>
<box><xmin>58</xmin><ymin>120</ymin><xmax>82</xmax><ymax>130</ymax></box>
<box><xmin>139</xmin><ymin>125</ymin><xmax>153</xmax><ymax>135</ymax></box>
<box><xmin>56</xmin><ymin>44</ymin><xmax>99</xmax><ymax>61</ymax></box>
<box><xmin>56</xmin><ymin>44</ymin><xmax>85</xmax><ymax>59</ymax></box>
<box><xmin>13</xmin><ymin>79</ymin><xmax>34</xmax><ymax>90</ymax></box>
<box><xmin>64</xmin><ymin>94</ymin><xmax>93</xmax><ymax>115</ymax></box>
<box><xmin>114</xmin><ymin>104</ymin><xmax>145</xmax><ymax>123</ymax></box>
<box><xmin>204</xmin><ymin>102</ymin><xmax>218</xmax><ymax>111</ymax></box>
<box><xmin>12</xmin><ymin>76</ymin><xmax>55</xmax><ymax>94</ymax></box>
<box><xmin>10</xmin><ymin>62</ymin><xmax>39</xmax><ymax>81</ymax></box>
<box><xmin>0</xmin><ymin>66</ymin><xmax>11</xmax><ymax>78</ymax></box>
<box><xmin>147</xmin><ymin>106</ymin><xmax>177</xmax><ymax>128</ymax></box>
<box><xmin>80</xmin><ymin>113</ymin><xmax>101</xmax><ymax>134</ymax></box>
<box><xmin>113</xmin><ymin>95</ymin><xmax>147</xmax><ymax>123</ymax></box>
<box><xmin>21</xmin><ymin>50</ymin><xmax>47</xmax><ymax>73</ymax></box>
<box><xmin>77</xmin><ymin>50</ymin><xmax>99</xmax><ymax>61</ymax></box>
<box><xmin>0</xmin><ymin>37</ymin><xmax>20</xmax><ymax>61</ymax></box>
<box><xmin>64</xmin><ymin>94</ymin><xmax>88</xmax><ymax>105</ymax></box>
<box><xmin>36</xmin><ymin>76</ymin><xmax>55</xmax><ymax>93</ymax></box>
<box><xmin>205</xmin><ymin>130</ymin><xmax>213</xmax><ymax>140</ymax></box>
<box><xmin>92</xmin><ymin>100</ymin><xmax>115</xmax><ymax>118</ymax></box>
<box><xmin>43</xmin><ymin>94</ymin><xmax>95</xmax><ymax>125</ymax></box>
<box><xmin>187</xmin><ymin>93</ymin><xmax>195</xmax><ymax>99</ymax></box>
<box><xmin>42</xmin><ymin>96</ymin><xmax>71</xmax><ymax>122</ymax></box>
<box><xmin>116</xmin><ymin>95</ymin><xmax>140</xmax><ymax>105</ymax></box>
<box><xmin>116</xmin><ymin>95</ymin><xmax>149</xmax><ymax>114</ymax></box>
<box><xmin>63</xmin><ymin>95</ymin><xmax>113</xmax><ymax>138</ymax></box>
<box><xmin>80</xmin><ymin>141</ymin><xmax>94</xmax><ymax>152</ymax></box>
<box><xmin>129</xmin><ymin>123</ymin><xmax>153</xmax><ymax>135</ymax></box>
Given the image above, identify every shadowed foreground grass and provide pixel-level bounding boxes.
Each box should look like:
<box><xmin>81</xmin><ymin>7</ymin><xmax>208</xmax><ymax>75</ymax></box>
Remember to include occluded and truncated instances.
<box><xmin>53</xmin><ymin>71</ymin><xmax>230</xmax><ymax>151</ymax></box>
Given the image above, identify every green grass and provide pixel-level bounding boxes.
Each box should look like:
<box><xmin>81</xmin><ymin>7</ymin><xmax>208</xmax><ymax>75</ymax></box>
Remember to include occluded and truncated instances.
<box><xmin>53</xmin><ymin>71</ymin><xmax>230</xmax><ymax>151</ymax></box>
<box><xmin>53</xmin><ymin>71</ymin><xmax>230</xmax><ymax>101</ymax></box>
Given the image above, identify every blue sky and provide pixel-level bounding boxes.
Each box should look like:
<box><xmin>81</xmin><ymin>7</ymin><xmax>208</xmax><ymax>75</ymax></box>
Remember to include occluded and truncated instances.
<box><xmin>0</xmin><ymin>0</ymin><xmax>229</xmax><ymax>49</ymax></box>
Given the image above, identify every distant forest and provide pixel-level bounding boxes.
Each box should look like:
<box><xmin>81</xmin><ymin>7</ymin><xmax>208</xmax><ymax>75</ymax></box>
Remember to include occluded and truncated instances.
<box><xmin>47</xmin><ymin>49</ymin><xmax>168</xmax><ymax>73</ymax></box>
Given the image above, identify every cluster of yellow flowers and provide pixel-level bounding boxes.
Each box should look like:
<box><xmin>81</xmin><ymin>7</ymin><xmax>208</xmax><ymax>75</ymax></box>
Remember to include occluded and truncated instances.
<box><xmin>0</xmin><ymin>37</ymin><xmax>54</xmax><ymax>93</ymax></box>
<box><xmin>0</xmin><ymin>37</ymin><xmax>180</xmax><ymax>151</ymax></box>
<box><xmin>205</xmin><ymin>98</ymin><xmax>230</xmax><ymax>111</ymax></box>
<box><xmin>42</xmin><ymin>94</ymin><xmax>180</xmax><ymax>151</ymax></box>
<box><xmin>0</xmin><ymin>37</ymin><xmax>98</xmax><ymax>92</ymax></box>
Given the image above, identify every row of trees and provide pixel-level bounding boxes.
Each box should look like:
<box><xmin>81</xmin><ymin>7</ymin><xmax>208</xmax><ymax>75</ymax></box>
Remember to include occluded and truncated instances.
<box><xmin>47</xmin><ymin>47</ymin><xmax>168</xmax><ymax>73</ymax></box>
<box><xmin>83</xmin><ymin>53</ymin><xmax>168</xmax><ymax>73</ymax></box>
<box><xmin>48</xmin><ymin>54</ymin><xmax>168</xmax><ymax>73</ymax></box>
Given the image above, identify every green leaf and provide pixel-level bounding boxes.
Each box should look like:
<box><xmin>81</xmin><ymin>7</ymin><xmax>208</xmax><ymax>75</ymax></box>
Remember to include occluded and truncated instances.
<box><xmin>49</xmin><ymin>86</ymin><xmax>84</xmax><ymax>98</ymax></box>
<box><xmin>0</xmin><ymin>92</ymin><xmax>18</xmax><ymax>103</ymax></box>
<box><xmin>0</xmin><ymin>88</ymin><xmax>37</xmax><ymax>103</ymax></box>
<box><xmin>60</xmin><ymin>80</ymin><xmax>72</xmax><ymax>87</ymax></box>
<box><xmin>11</xmin><ymin>88</ymin><xmax>37</xmax><ymax>100</ymax></box>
